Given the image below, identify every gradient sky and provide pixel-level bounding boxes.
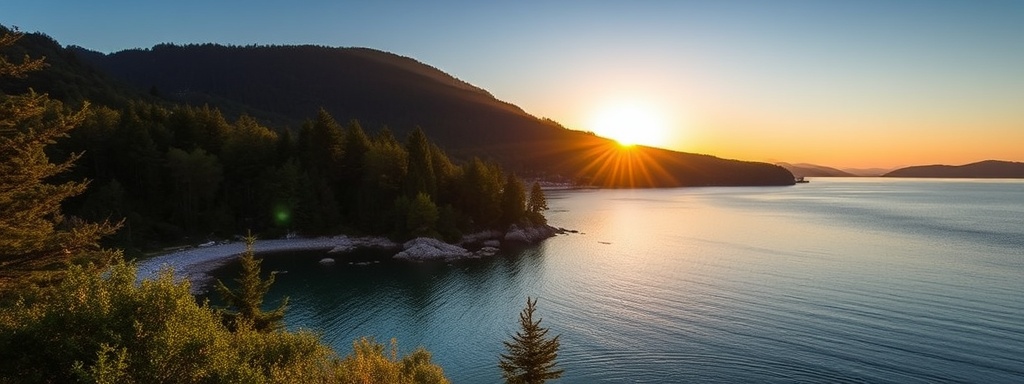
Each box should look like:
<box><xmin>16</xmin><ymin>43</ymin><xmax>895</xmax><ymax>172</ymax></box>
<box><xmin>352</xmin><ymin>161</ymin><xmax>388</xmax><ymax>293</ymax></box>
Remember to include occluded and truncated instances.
<box><xmin>4</xmin><ymin>1</ymin><xmax>1022</xmax><ymax>168</ymax></box>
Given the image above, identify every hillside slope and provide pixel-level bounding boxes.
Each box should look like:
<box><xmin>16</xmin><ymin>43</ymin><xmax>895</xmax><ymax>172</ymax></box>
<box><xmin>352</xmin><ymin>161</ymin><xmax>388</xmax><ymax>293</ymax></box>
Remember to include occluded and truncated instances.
<box><xmin>883</xmin><ymin>160</ymin><xmax>1024</xmax><ymax>178</ymax></box>
<box><xmin>777</xmin><ymin>163</ymin><xmax>855</xmax><ymax>177</ymax></box>
<box><xmin>9</xmin><ymin>33</ymin><xmax>794</xmax><ymax>187</ymax></box>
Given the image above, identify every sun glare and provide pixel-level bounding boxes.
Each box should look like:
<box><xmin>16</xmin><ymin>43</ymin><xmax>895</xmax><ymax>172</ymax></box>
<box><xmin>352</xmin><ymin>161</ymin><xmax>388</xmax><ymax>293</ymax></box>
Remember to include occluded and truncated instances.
<box><xmin>589</xmin><ymin>102</ymin><xmax>669</xmax><ymax>147</ymax></box>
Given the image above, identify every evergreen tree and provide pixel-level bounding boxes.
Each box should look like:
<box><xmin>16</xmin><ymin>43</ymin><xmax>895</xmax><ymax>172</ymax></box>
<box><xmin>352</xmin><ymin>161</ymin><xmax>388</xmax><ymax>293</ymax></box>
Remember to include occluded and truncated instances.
<box><xmin>404</xmin><ymin>126</ymin><xmax>436</xmax><ymax>198</ymax></box>
<box><xmin>499</xmin><ymin>297</ymin><xmax>563</xmax><ymax>384</ymax></box>
<box><xmin>407</xmin><ymin>192</ymin><xmax>439</xmax><ymax>238</ymax></box>
<box><xmin>0</xmin><ymin>31</ymin><xmax>119</xmax><ymax>294</ymax></box>
<box><xmin>339</xmin><ymin>119</ymin><xmax>370</xmax><ymax>222</ymax></box>
<box><xmin>165</xmin><ymin>147</ymin><xmax>224</xmax><ymax>231</ymax></box>
<box><xmin>361</xmin><ymin>128</ymin><xmax>407</xmax><ymax>232</ymax></box>
<box><xmin>301</xmin><ymin>108</ymin><xmax>344</xmax><ymax>178</ymax></box>
<box><xmin>527</xmin><ymin>182</ymin><xmax>548</xmax><ymax>225</ymax></box>
<box><xmin>455</xmin><ymin>157</ymin><xmax>503</xmax><ymax>228</ymax></box>
<box><xmin>214</xmin><ymin>232</ymin><xmax>288</xmax><ymax>332</ymax></box>
<box><xmin>500</xmin><ymin>173</ymin><xmax>527</xmax><ymax>228</ymax></box>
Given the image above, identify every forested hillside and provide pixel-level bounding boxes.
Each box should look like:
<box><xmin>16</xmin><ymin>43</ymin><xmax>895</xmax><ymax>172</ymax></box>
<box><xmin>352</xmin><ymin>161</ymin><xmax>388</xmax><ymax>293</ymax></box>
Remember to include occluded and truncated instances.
<box><xmin>69</xmin><ymin>39</ymin><xmax>794</xmax><ymax>187</ymax></box>
<box><xmin>1</xmin><ymin>26</ymin><xmax>795</xmax><ymax>252</ymax></box>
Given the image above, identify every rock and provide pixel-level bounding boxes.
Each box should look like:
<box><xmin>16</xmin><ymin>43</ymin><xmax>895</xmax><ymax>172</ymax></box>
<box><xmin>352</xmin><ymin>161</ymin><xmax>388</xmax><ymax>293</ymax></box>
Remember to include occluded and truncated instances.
<box><xmin>328</xmin><ymin>245</ymin><xmax>355</xmax><ymax>253</ymax></box>
<box><xmin>504</xmin><ymin>224</ymin><xmax>557</xmax><ymax>244</ymax></box>
<box><xmin>475</xmin><ymin>246</ymin><xmax>500</xmax><ymax>257</ymax></box>
<box><xmin>318</xmin><ymin>258</ymin><xmax>336</xmax><ymax>265</ymax></box>
<box><xmin>327</xmin><ymin>236</ymin><xmax>399</xmax><ymax>253</ymax></box>
<box><xmin>394</xmin><ymin>237</ymin><xmax>471</xmax><ymax>261</ymax></box>
<box><xmin>483</xmin><ymin>239</ymin><xmax>501</xmax><ymax>248</ymax></box>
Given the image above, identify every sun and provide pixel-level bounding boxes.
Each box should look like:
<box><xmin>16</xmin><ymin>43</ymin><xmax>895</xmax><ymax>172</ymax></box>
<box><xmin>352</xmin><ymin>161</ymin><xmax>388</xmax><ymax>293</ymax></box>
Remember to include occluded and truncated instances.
<box><xmin>589</xmin><ymin>101</ymin><xmax>669</xmax><ymax>147</ymax></box>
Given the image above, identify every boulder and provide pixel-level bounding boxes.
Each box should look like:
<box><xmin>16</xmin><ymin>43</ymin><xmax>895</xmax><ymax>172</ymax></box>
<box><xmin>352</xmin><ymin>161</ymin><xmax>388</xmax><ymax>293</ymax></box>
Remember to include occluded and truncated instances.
<box><xmin>475</xmin><ymin>246</ymin><xmax>500</xmax><ymax>257</ymax></box>
<box><xmin>394</xmin><ymin>237</ymin><xmax>472</xmax><ymax>261</ymax></box>
<box><xmin>504</xmin><ymin>224</ymin><xmax>558</xmax><ymax>244</ymax></box>
<box><xmin>318</xmin><ymin>258</ymin><xmax>336</xmax><ymax>265</ymax></box>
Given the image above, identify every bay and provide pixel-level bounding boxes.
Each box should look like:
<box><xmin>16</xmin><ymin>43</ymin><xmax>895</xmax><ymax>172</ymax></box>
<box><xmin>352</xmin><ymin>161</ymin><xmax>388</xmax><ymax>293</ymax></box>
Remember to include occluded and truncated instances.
<box><xmin>211</xmin><ymin>178</ymin><xmax>1024</xmax><ymax>383</ymax></box>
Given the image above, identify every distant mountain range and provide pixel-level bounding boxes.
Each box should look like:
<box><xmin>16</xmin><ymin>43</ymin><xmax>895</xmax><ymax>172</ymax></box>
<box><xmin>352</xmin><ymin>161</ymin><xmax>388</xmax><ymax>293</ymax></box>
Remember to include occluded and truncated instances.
<box><xmin>883</xmin><ymin>160</ymin><xmax>1024</xmax><ymax>178</ymax></box>
<box><xmin>0</xmin><ymin>31</ymin><xmax>795</xmax><ymax>187</ymax></box>
<box><xmin>778</xmin><ymin>160</ymin><xmax>1024</xmax><ymax>179</ymax></box>
<box><xmin>776</xmin><ymin>163</ymin><xmax>855</xmax><ymax>178</ymax></box>
<box><xmin>840</xmin><ymin>167</ymin><xmax>896</xmax><ymax>177</ymax></box>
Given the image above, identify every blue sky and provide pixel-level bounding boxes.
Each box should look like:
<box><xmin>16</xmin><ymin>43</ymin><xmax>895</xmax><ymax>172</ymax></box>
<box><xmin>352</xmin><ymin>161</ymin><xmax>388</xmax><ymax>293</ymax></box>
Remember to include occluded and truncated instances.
<box><xmin>3</xmin><ymin>1</ymin><xmax>1023</xmax><ymax>167</ymax></box>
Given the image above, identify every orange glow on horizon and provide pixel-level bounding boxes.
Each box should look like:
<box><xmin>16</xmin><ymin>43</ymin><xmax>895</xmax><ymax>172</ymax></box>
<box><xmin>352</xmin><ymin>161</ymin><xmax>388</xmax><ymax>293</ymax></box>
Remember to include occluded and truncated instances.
<box><xmin>569</xmin><ymin>141</ymin><xmax>679</xmax><ymax>188</ymax></box>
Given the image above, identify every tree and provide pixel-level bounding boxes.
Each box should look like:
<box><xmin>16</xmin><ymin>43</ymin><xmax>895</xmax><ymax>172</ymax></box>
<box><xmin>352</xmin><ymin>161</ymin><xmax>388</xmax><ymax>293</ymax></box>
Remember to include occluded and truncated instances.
<box><xmin>500</xmin><ymin>174</ymin><xmax>526</xmax><ymax>228</ymax></box>
<box><xmin>0</xmin><ymin>30</ymin><xmax>119</xmax><ymax>294</ymax></box>
<box><xmin>499</xmin><ymin>297</ymin><xmax>563</xmax><ymax>384</ymax></box>
<box><xmin>406</xmin><ymin>192</ymin><xmax>439</xmax><ymax>238</ymax></box>
<box><xmin>527</xmin><ymin>182</ymin><xmax>548</xmax><ymax>225</ymax></box>
<box><xmin>361</xmin><ymin>128</ymin><xmax>407</xmax><ymax>232</ymax></box>
<box><xmin>339</xmin><ymin>119</ymin><xmax>370</xmax><ymax>221</ymax></box>
<box><xmin>456</xmin><ymin>158</ymin><xmax>503</xmax><ymax>228</ymax></box>
<box><xmin>336</xmin><ymin>338</ymin><xmax>450</xmax><ymax>384</ymax></box>
<box><xmin>165</xmin><ymin>147</ymin><xmax>224</xmax><ymax>231</ymax></box>
<box><xmin>214</xmin><ymin>232</ymin><xmax>288</xmax><ymax>332</ymax></box>
<box><xmin>404</xmin><ymin>126</ymin><xmax>436</xmax><ymax>198</ymax></box>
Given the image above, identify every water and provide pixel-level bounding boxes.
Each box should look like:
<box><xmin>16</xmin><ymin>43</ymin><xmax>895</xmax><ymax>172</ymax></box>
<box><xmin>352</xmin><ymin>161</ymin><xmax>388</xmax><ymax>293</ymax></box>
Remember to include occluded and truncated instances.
<box><xmin>210</xmin><ymin>178</ymin><xmax>1024</xmax><ymax>383</ymax></box>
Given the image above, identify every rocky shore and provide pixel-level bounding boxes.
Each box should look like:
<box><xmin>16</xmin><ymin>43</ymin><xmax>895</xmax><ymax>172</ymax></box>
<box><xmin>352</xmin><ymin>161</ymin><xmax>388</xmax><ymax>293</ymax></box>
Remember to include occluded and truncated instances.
<box><xmin>136</xmin><ymin>224</ymin><xmax>567</xmax><ymax>293</ymax></box>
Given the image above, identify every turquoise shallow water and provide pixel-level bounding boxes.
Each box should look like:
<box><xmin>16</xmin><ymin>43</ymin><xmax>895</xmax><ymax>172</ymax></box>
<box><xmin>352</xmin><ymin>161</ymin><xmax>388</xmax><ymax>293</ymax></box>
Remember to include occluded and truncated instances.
<box><xmin>211</xmin><ymin>178</ymin><xmax>1024</xmax><ymax>383</ymax></box>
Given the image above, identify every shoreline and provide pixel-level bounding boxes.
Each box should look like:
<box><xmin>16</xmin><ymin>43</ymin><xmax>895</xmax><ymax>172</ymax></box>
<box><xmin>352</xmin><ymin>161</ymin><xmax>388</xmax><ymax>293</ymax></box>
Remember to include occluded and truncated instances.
<box><xmin>135</xmin><ymin>236</ymin><xmax>397</xmax><ymax>294</ymax></box>
<box><xmin>135</xmin><ymin>224</ymin><xmax>567</xmax><ymax>294</ymax></box>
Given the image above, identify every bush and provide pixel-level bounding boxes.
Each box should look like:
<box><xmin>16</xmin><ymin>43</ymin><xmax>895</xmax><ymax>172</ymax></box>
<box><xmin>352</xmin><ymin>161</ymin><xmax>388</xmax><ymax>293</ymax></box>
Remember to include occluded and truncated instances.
<box><xmin>0</xmin><ymin>262</ymin><xmax>448</xmax><ymax>383</ymax></box>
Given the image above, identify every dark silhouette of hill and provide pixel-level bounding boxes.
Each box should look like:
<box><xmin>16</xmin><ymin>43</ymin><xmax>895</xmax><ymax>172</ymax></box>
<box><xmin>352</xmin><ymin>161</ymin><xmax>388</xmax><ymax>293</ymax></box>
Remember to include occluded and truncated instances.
<box><xmin>0</xmin><ymin>27</ymin><xmax>151</xmax><ymax>107</ymax></box>
<box><xmin>841</xmin><ymin>167</ymin><xmax>894</xmax><ymax>177</ymax></box>
<box><xmin>883</xmin><ymin>160</ymin><xmax>1024</xmax><ymax>178</ymax></box>
<box><xmin>777</xmin><ymin>163</ymin><xmax>855</xmax><ymax>177</ymax></box>
<box><xmin>10</xmin><ymin>31</ymin><xmax>793</xmax><ymax>187</ymax></box>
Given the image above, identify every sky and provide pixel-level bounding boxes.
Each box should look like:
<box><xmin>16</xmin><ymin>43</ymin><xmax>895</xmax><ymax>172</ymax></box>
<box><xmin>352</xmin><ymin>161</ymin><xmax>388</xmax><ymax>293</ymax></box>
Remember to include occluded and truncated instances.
<box><xmin>3</xmin><ymin>1</ymin><xmax>1023</xmax><ymax>169</ymax></box>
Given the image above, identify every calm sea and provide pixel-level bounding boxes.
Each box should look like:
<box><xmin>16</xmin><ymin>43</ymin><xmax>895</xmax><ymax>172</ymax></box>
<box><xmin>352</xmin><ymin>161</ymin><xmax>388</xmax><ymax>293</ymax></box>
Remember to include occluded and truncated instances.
<box><xmin>211</xmin><ymin>178</ymin><xmax>1024</xmax><ymax>383</ymax></box>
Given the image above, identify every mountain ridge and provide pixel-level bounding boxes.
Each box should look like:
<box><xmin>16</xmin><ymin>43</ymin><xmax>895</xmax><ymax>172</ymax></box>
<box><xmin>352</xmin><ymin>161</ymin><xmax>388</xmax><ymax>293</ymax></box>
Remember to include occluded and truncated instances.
<box><xmin>883</xmin><ymin>160</ymin><xmax>1024</xmax><ymax>178</ymax></box>
<box><xmin>777</xmin><ymin>162</ymin><xmax>855</xmax><ymax>177</ymax></box>
<box><xmin>6</xmin><ymin>30</ymin><xmax>795</xmax><ymax>187</ymax></box>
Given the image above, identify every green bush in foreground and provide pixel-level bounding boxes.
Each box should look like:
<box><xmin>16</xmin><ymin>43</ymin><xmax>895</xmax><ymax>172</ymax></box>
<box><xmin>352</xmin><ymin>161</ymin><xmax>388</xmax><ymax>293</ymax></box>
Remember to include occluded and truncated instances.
<box><xmin>0</xmin><ymin>262</ymin><xmax>448</xmax><ymax>383</ymax></box>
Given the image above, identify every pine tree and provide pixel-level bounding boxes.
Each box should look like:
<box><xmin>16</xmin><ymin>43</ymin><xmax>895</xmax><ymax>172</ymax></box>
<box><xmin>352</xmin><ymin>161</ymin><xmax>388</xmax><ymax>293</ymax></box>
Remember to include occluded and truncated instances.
<box><xmin>527</xmin><ymin>182</ymin><xmax>548</xmax><ymax>225</ymax></box>
<box><xmin>407</xmin><ymin>192</ymin><xmax>439</xmax><ymax>238</ymax></box>
<box><xmin>214</xmin><ymin>232</ymin><xmax>288</xmax><ymax>332</ymax></box>
<box><xmin>404</xmin><ymin>126</ymin><xmax>436</xmax><ymax>198</ymax></box>
<box><xmin>500</xmin><ymin>173</ymin><xmax>526</xmax><ymax>228</ymax></box>
<box><xmin>0</xmin><ymin>30</ymin><xmax>119</xmax><ymax>294</ymax></box>
<box><xmin>499</xmin><ymin>297</ymin><xmax>564</xmax><ymax>384</ymax></box>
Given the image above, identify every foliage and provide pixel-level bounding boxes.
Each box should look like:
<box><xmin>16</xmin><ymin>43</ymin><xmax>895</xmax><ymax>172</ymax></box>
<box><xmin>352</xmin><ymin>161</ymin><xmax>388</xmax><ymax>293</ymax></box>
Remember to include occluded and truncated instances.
<box><xmin>404</xmin><ymin>126</ymin><xmax>436</xmax><ymax>198</ymax></box>
<box><xmin>527</xmin><ymin>182</ymin><xmax>548</xmax><ymax>225</ymax></box>
<box><xmin>214</xmin><ymin>232</ymin><xmax>288</xmax><ymax>332</ymax></box>
<box><xmin>406</xmin><ymin>192</ymin><xmax>439</xmax><ymax>238</ymax></box>
<box><xmin>499</xmin><ymin>297</ymin><xmax>563</xmax><ymax>384</ymax></box>
<box><xmin>336</xmin><ymin>338</ymin><xmax>450</xmax><ymax>384</ymax></box>
<box><xmin>0</xmin><ymin>261</ymin><xmax>449</xmax><ymax>383</ymax></box>
<box><xmin>456</xmin><ymin>158</ymin><xmax>504</xmax><ymax>228</ymax></box>
<box><xmin>500</xmin><ymin>173</ymin><xmax>527</xmax><ymax>228</ymax></box>
<box><xmin>0</xmin><ymin>30</ymin><xmax>119</xmax><ymax>296</ymax></box>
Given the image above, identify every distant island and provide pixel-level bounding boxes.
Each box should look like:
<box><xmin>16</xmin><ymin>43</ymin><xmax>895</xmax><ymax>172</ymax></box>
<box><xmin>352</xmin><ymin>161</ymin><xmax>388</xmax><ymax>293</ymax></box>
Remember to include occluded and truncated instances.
<box><xmin>883</xmin><ymin>160</ymin><xmax>1024</xmax><ymax>178</ymax></box>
